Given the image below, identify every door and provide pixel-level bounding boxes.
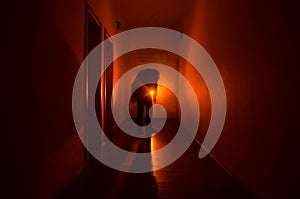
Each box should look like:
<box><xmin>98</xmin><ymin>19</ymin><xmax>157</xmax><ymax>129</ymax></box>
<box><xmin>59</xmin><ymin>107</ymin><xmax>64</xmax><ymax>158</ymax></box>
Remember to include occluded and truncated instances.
<box><xmin>85</xmin><ymin>6</ymin><xmax>102</xmax><ymax>162</ymax></box>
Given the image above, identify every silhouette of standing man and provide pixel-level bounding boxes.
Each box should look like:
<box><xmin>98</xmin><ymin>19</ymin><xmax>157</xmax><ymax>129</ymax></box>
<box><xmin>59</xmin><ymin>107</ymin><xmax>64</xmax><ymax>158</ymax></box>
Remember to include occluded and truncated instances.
<box><xmin>130</xmin><ymin>69</ymin><xmax>159</xmax><ymax>128</ymax></box>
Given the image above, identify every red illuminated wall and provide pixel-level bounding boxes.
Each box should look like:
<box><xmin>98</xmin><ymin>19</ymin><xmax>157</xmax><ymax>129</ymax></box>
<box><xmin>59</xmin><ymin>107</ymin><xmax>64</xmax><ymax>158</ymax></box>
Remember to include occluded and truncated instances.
<box><xmin>184</xmin><ymin>1</ymin><xmax>299</xmax><ymax>198</ymax></box>
<box><xmin>1</xmin><ymin>0</ymin><xmax>116</xmax><ymax>198</ymax></box>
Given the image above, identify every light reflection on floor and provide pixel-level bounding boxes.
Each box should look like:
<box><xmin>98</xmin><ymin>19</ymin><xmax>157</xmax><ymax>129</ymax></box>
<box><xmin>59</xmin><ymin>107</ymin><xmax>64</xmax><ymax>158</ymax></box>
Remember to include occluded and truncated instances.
<box><xmin>150</xmin><ymin>137</ymin><xmax>157</xmax><ymax>177</ymax></box>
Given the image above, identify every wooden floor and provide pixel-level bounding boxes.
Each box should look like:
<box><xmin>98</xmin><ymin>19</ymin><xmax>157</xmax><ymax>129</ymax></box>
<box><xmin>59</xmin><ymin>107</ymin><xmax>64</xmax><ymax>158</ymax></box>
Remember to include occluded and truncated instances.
<box><xmin>53</xmin><ymin>119</ymin><xmax>257</xmax><ymax>199</ymax></box>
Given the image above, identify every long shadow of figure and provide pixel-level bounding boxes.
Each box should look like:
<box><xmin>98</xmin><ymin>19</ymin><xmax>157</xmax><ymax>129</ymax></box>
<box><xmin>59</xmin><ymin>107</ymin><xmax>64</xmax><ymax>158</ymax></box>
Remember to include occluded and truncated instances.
<box><xmin>117</xmin><ymin>138</ymin><xmax>159</xmax><ymax>199</ymax></box>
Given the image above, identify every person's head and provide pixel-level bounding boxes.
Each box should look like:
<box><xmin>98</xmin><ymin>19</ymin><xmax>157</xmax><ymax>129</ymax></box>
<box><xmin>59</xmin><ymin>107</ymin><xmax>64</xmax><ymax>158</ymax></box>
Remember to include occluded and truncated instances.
<box><xmin>136</xmin><ymin>69</ymin><xmax>159</xmax><ymax>83</ymax></box>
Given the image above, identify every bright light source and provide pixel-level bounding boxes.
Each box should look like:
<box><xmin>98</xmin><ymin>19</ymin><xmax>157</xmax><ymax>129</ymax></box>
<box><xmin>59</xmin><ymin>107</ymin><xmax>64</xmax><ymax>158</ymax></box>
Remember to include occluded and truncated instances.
<box><xmin>149</xmin><ymin>90</ymin><xmax>155</xmax><ymax>96</ymax></box>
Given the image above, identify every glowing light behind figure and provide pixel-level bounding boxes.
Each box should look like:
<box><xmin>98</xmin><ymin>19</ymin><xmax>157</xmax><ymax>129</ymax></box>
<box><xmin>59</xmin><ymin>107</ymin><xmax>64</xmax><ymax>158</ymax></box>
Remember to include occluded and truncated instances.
<box><xmin>149</xmin><ymin>89</ymin><xmax>155</xmax><ymax>102</ymax></box>
<box><xmin>149</xmin><ymin>89</ymin><xmax>155</xmax><ymax>97</ymax></box>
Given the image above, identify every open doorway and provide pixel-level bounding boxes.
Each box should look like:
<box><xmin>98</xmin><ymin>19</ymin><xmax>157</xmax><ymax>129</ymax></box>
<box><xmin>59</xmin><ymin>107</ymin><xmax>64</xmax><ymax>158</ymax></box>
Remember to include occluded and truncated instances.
<box><xmin>84</xmin><ymin>4</ymin><xmax>114</xmax><ymax>162</ymax></box>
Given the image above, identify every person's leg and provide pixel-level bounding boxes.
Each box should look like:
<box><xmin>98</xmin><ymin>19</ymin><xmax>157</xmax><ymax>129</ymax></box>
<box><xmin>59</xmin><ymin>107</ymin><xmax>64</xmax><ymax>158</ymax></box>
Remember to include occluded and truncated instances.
<box><xmin>145</xmin><ymin>100</ymin><xmax>153</xmax><ymax>125</ymax></box>
<box><xmin>137</xmin><ymin>101</ymin><xmax>144</xmax><ymax>126</ymax></box>
<box><xmin>145</xmin><ymin>99</ymin><xmax>157</xmax><ymax>136</ymax></box>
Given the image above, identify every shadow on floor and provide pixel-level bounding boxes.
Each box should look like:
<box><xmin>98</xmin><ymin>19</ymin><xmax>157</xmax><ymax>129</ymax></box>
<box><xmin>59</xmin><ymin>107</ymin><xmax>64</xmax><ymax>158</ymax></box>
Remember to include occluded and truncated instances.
<box><xmin>53</xmin><ymin>119</ymin><xmax>257</xmax><ymax>199</ymax></box>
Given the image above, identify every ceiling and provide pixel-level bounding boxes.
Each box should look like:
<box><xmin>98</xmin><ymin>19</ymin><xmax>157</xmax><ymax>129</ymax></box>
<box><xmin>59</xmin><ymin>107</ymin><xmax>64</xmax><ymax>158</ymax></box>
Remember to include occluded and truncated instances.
<box><xmin>109</xmin><ymin>0</ymin><xmax>200</xmax><ymax>69</ymax></box>
<box><xmin>111</xmin><ymin>0</ymin><xmax>197</xmax><ymax>32</ymax></box>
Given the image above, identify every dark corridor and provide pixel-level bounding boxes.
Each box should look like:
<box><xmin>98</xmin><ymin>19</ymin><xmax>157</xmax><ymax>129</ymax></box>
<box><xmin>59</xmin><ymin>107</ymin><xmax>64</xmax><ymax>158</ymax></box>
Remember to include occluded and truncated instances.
<box><xmin>2</xmin><ymin>0</ymin><xmax>299</xmax><ymax>199</ymax></box>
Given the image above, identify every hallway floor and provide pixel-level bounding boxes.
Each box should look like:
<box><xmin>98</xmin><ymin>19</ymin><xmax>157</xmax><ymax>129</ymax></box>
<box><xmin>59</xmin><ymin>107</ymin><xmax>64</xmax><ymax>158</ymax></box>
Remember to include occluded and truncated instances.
<box><xmin>53</xmin><ymin>119</ymin><xmax>257</xmax><ymax>199</ymax></box>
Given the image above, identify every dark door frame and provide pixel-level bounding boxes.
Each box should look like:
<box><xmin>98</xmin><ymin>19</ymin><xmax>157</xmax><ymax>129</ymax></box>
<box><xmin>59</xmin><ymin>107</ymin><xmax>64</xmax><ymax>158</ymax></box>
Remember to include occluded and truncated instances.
<box><xmin>84</xmin><ymin>2</ymin><xmax>103</xmax><ymax>163</ymax></box>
